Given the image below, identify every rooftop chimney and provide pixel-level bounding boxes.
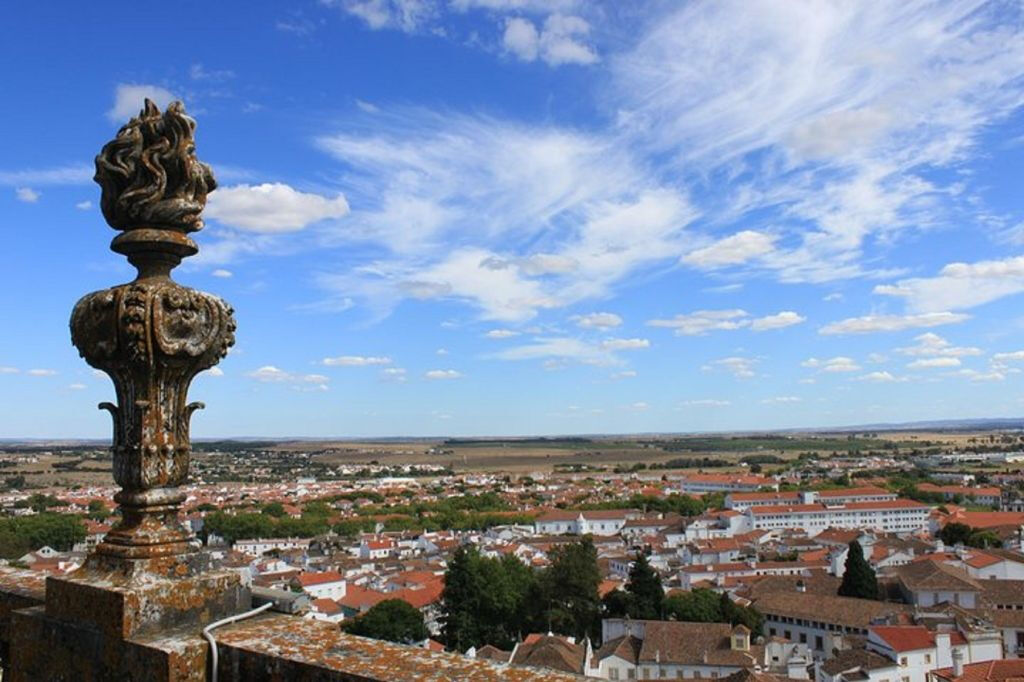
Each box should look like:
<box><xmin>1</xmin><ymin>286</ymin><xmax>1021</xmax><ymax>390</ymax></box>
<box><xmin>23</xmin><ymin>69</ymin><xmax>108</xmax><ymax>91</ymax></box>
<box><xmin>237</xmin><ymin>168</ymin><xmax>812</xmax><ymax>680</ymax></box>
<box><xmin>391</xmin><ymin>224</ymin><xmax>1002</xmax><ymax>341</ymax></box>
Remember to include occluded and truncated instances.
<box><xmin>952</xmin><ymin>648</ymin><xmax>964</xmax><ymax>678</ymax></box>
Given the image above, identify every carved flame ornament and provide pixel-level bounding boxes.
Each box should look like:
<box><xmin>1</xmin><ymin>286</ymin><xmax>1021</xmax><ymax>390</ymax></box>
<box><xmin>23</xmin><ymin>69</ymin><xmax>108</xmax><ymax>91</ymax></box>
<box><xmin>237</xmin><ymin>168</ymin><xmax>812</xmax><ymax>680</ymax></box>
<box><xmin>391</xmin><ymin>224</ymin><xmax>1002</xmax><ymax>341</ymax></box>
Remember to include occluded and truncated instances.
<box><xmin>71</xmin><ymin>100</ymin><xmax>235</xmax><ymax>559</ymax></box>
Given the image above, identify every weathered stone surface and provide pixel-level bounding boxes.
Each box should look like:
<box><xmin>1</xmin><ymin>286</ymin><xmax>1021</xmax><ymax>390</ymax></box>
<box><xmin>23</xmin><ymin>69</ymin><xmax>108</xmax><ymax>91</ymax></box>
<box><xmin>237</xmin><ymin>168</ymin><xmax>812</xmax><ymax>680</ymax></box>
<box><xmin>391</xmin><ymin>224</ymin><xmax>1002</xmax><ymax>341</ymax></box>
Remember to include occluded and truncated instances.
<box><xmin>69</xmin><ymin>98</ymin><xmax>235</xmax><ymax>558</ymax></box>
<box><xmin>2</xmin><ymin>100</ymin><xmax>242</xmax><ymax>682</ymax></box>
<box><xmin>214</xmin><ymin>614</ymin><xmax>586</xmax><ymax>681</ymax></box>
<box><xmin>9</xmin><ymin>605</ymin><xmax>207</xmax><ymax>682</ymax></box>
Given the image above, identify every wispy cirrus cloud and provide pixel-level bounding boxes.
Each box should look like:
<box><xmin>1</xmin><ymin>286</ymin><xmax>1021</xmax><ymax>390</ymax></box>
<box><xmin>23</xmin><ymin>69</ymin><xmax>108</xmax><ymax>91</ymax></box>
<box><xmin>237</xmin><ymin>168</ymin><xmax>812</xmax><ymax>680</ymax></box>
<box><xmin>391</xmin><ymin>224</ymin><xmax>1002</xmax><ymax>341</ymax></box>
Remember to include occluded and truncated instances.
<box><xmin>819</xmin><ymin>312</ymin><xmax>970</xmax><ymax>335</ymax></box>
<box><xmin>647</xmin><ymin>309</ymin><xmax>804</xmax><ymax>335</ymax></box>
<box><xmin>613</xmin><ymin>0</ymin><xmax>1024</xmax><ymax>283</ymax></box>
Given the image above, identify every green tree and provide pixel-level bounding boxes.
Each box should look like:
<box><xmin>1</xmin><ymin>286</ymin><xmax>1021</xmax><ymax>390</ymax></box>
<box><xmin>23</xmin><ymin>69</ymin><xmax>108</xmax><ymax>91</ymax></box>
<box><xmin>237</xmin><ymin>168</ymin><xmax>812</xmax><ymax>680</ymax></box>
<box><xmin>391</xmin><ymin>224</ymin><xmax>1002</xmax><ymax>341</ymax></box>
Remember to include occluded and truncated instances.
<box><xmin>261</xmin><ymin>502</ymin><xmax>286</xmax><ymax>518</ymax></box>
<box><xmin>343</xmin><ymin>599</ymin><xmax>428</xmax><ymax>644</ymax></box>
<box><xmin>541</xmin><ymin>537</ymin><xmax>602</xmax><ymax>641</ymax></box>
<box><xmin>838</xmin><ymin>541</ymin><xmax>878</xmax><ymax>600</ymax></box>
<box><xmin>939</xmin><ymin>522</ymin><xmax>972</xmax><ymax>546</ymax></box>
<box><xmin>625</xmin><ymin>552</ymin><xmax>663</xmax><ymax>619</ymax></box>
<box><xmin>719</xmin><ymin>592</ymin><xmax>764</xmax><ymax>636</ymax></box>
<box><xmin>663</xmin><ymin>588</ymin><xmax>722</xmax><ymax>622</ymax></box>
<box><xmin>441</xmin><ymin>545</ymin><xmax>487</xmax><ymax>651</ymax></box>
<box><xmin>601</xmin><ymin>589</ymin><xmax>634</xmax><ymax>619</ymax></box>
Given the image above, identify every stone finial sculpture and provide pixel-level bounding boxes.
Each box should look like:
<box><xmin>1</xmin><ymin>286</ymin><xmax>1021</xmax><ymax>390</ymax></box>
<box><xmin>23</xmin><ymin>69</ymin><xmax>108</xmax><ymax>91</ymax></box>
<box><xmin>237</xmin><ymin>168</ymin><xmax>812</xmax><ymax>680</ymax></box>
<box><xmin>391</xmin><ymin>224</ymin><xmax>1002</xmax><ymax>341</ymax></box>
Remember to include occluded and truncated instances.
<box><xmin>70</xmin><ymin>99</ymin><xmax>235</xmax><ymax>560</ymax></box>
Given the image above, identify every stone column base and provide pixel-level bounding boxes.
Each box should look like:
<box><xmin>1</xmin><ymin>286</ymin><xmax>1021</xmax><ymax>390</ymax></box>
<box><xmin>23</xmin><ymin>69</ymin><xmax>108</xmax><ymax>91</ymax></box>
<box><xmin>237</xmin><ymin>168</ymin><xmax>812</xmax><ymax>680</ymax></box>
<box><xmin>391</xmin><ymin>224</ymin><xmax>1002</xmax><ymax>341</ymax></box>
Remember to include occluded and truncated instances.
<box><xmin>7</xmin><ymin>554</ymin><xmax>249</xmax><ymax>680</ymax></box>
<box><xmin>9</xmin><ymin>605</ymin><xmax>208</xmax><ymax>682</ymax></box>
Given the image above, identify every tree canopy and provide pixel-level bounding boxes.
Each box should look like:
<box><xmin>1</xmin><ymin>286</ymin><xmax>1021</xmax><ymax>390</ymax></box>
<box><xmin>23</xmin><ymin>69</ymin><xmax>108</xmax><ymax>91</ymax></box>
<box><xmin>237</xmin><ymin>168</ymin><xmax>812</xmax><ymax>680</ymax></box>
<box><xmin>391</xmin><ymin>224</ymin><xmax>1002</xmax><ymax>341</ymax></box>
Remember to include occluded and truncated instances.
<box><xmin>838</xmin><ymin>541</ymin><xmax>879</xmax><ymax>600</ymax></box>
<box><xmin>624</xmin><ymin>552</ymin><xmax>663</xmax><ymax>620</ymax></box>
<box><xmin>342</xmin><ymin>599</ymin><xmax>428</xmax><ymax>644</ymax></box>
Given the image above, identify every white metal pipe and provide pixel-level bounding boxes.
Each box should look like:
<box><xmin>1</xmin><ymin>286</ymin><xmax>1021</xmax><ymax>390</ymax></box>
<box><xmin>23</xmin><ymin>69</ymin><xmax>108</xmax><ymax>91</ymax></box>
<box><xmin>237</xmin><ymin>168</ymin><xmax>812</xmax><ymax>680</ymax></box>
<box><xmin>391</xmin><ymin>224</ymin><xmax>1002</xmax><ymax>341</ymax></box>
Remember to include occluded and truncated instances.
<box><xmin>202</xmin><ymin>602</ymin><xmax>274</xmax><ymax>682</ymax></box>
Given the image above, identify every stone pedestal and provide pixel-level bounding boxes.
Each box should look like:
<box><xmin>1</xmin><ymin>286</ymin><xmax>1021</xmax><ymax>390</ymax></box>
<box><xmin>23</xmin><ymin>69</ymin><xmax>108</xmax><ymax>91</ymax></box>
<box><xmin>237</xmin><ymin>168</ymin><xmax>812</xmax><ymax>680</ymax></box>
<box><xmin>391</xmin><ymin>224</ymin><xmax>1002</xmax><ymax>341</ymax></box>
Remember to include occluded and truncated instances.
<box><xmin>7</xmin><ymin>553</ymin><xmax>249</xmax><ymax>681</ymax></box>
<box><xmin>6</xmin><ymin>99</ymin><xmax>250</xmax><ymax>681</ymax></box>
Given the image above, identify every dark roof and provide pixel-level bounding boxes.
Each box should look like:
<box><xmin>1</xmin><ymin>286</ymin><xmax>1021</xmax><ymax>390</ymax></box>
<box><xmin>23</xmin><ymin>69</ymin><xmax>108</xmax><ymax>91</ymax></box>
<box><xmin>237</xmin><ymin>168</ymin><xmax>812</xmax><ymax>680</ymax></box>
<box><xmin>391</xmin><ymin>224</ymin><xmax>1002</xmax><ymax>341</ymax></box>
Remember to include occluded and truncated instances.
<box><xmin>819</xmin><ymin>648</ymin><xmax>896</xmax><ymax>676</ymax></box>
<box><xmin>593</xmin><ymin>635</ymin><xmax>643</xmax><ymax>666</ymax></box>
<box><xmin>636</xmin><ymin>621</ymin><xmax>762</xmax><ymax>667</ymax></box>
<box><xmin>751</xmin><ymin>591</ymin><xmax>909</xmax><ymax>628</ymax></box>
<box><xmin>894</xmin><ymin>561</ymin><xmax>982</xmax><ymax>593</ymax></box>
<box><xmin>511</xmin><ymin>635</ymin><xmax>586</xmax><ymax>674</ymax></box>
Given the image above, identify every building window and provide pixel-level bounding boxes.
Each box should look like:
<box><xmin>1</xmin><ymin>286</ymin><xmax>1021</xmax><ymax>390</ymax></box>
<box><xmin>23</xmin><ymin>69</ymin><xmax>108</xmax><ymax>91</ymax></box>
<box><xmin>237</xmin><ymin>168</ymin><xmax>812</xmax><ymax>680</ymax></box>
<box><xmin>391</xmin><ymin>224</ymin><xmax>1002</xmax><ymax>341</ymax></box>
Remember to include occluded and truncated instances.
<box><xmin>611</xmin><ymin>670</ymin><xmax>620</xmax><ymax>680</ymax></box>
<box><xmin>627</xmin><ymin>671</ymin><xmax>635</xmax><ymax>680</ymax></box>
<box><xmin>900</xmin><ymin>658</ymin><xmax>908</xmax><ymax>667</ymax></box>
<box><xmin>925</xmin><ymin>654</ymin><xmax>931</xmax><ymax>664</ymax></box>
<box><xmin>816</xmin><ymin>636</ymin><xmax>823</xmax><ymax>650</ymax></box>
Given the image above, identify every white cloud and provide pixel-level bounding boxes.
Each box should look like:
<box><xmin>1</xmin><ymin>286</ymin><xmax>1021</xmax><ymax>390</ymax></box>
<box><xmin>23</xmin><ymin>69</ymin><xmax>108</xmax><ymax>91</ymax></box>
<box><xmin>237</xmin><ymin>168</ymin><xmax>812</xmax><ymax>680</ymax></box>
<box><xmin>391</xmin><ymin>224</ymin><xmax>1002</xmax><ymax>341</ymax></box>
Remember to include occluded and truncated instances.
<box><xmin>681</xmin><ymin>231</ymin><xmax>775</xmax><ymax>267</ymax></box>
<box><xmin>328</xmin><ymin>0</ymin><xmax>437</xmax><ymax>33</ymax></box>
<box><xmin>819</xmin><ymin>312</ymin><xmax>969</xmax><ymax>335</ymax></box>
<box><xmin>75</xmin><ymin>200</ymin><xmax>92</xmax><ymax>210</ymax></box>
<box><xmin>15</xmin><ymin>188</ymin><xmax>39</xmax><ymax>203</ymax></box>
<box><xmin>875</xmin><ymin>256</ymin><xmax>1024</xmax><ymax>313</ymax></box>
<box><xmin>491</xmin><ymin>337</ymin><xmax>615</xmax><ymax>365</ymax></box>
<box><xmin>503</xmin><ymin>14</ymin><xmax>598</xmax><ymax>66</ymax></box>
<box><xmin>648</xmin><ymin>309</ymin><xmax>749</xmax><ymax>336</ymax></box>
<box><xmin>0</xmin><ymin>367</ymin><xmax>18</xmax><ymax>374</ymax></box>
<box><xmin>0</xmin><ymin>165</ymin><xmax>92</xmax><ymax>186</ymax></box>
<box><xmin>858</xmin><ymin>371</ymin><xmax>898</xmax><ymax>383</ymax></box>
<box><xmin>761</xmin><ymin>396</ymin><xmax>801</xmax><ymax>404</ymax></box>
<box><xmin>907</xmin><ymin>357</ymin><xmax>961</xmax><ymax>369</ymax></box>
<box><xmin>679</xmin><ymin>399</ymin><xmax>731</xmax><ymax>407</ymax></box>
<box><xmin>206</xmin><ymin>367</ymin><xmax>224</xmax><ymax>377</ymax></box>
<box><xmin>648</xmin><ymin>309</ymin><xmax>803</xmax><ymax>335</ymax></box>
<box><xmin>68</xmin><ymin>383</ymin><xmax>87</xmax><ymax>390</ymax></box>
<box><xmin>612</xmin><ymin>1</ymin><xmax>1024</xmax><ymax>284</ymax></box>
<box><xmin>609</xmin><ymin>370</ymin><xmax>637</xmax><ymax>380</ymax></box>
<box><xmin>424</xmin><ymin>369</ymin><xmax>462</xmax><ymax>380</ymax></box>
<box><xmin>572</xmin><ymin>312</ymin><xmax>622</xmax><ymax>329</ymax></box>
<box><xmin>247</xmin><ymin>365</ymin><xmax>329</xmax><ymax>390</ymax></box>
<box><xmin>803</xmin><ymin>356</ymin><xmax>860</xmax><ymax>373</ymax></box>
<box><xmin>706</xmin><ymin>356</ymin><xmax>757</xmax><ymax>379</ymax></box>
<box><xmin>750</xmin><ymin>311</ymin><xmax>805</xmax><ymax>331</ymax></box>
<box><xmin>207</xmin><ymin>183</ymin><xmax>350</xmax><ymax>233</ymax></box>
<box><xmin>322</xmin><ymin>355</ymin><xmax>392</xmax><ymax>366</ymax></box>
<box><xmin>27</xmin><ymin>369</ymin><xmax>56</xmax><ymax>376</ymax></box>
<box><xmin>436</xmin><ymin>348</ymin><xmax>449</xmax><ymax>355</ymax></box>
<box><xmin>108</xmin><ymin>84</ymin><xmax>177</xmax><ymax>122</ymax></box>
<box><xmin>992</xmin><ymin>350</ymin><xmax>1024</xmax><ymax>366</ymax></box>
<box><xmin>189</xmin><ymin>63</ymin><xmax>235</xmax><ymax>81</ymax></box>
<box><xmin>381</xmin><ymin>367</ymin><xmax>408</xmax><ymax>382</ymax></box>
<box><xmin>315</xmin><ymin>111</ymin><xmax>694</xmax><ymax>320</ymax></box>
<box><xmin>629</xmin><ymin>401</ymin><xmax>649</xmax><ymax>410</ymax></box>
<box><xmin>484</xmin><ymin>329</ymin><xmax>520</xmax><ymax>339</ymax></box>
<box><xmin>823</xmin><ymin>293</ymin><xmax>843</xmax><ymax>302</ymax></box>
<box><xmin>895</xmin><ymin>332</ymin><xmax>982</xmax><ymax>358</ymax></box>
<box><xmin>956</xmin><ymin>369</ymin><xmax>1006</xmax><ymax>382</ymax></box>
<box><xmin>211</xmin><ymin>269</ymin><xmax>233</xmax><ymax>278</ymax></box>
<box><xmin>600</xmin><ymin>337</ymin><xmax>649</xmax><ymax>351</ymax></box>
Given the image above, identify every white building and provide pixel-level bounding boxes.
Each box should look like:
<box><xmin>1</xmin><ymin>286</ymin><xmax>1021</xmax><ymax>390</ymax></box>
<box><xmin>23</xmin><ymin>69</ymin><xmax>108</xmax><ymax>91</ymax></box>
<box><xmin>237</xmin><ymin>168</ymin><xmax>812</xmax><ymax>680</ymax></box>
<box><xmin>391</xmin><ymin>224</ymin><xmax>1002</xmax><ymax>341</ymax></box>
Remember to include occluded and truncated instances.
<box><xmin>293</xmin><ymin>571</ymin><xmax>347</xmax><ymax>600</ymax></box>
<box><xmin>234</xmin><ymin>537</ymin><xmax>311</xmax><ymax>556</ymax></box>
<box><xmin>745</xmin><ymin>499</ymin><xmax>930</xmax><ymax>537</ymax></box>
<box><xmin>675</xmin><ymin>474</ymin><xmax>779</xmax><ymax>495</ymax></box>
<box><xmin>534</xmin><ymin>510</ymin><xmax>637</xmax><ymax>536</ymax></box>
<box><xmin>726</xmin><ymin>488</ymin><xmax>897</xmax><ymax>512</ymax></box>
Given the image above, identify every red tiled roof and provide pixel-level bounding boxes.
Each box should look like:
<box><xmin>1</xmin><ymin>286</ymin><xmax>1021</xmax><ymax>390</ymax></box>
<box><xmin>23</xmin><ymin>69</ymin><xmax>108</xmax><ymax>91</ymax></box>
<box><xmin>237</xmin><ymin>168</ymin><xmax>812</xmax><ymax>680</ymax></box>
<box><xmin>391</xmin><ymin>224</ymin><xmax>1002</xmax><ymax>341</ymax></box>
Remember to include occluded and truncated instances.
<box><xmin>296</xmin><ymin>571</ymin><xmax>344</xmax><ymax>587</ymax></box>
<box><xmin>871</xmin><ymin>625</ymin><xmax>964</xmax><ymax>652</ymax></box>
<box><xmin>310</xmin><ymin>598</ymin><xmax>341</xmax><ymax>615</ymax></box>
<box><xmin>749</xmin><ymin>499</ymin><xmax>927</xmax><ymax>515</ymax></box>
<box><xmin>932</xmin><ymin>659</ymin><xmax>1024</xmax><ymax>682</ymax></box>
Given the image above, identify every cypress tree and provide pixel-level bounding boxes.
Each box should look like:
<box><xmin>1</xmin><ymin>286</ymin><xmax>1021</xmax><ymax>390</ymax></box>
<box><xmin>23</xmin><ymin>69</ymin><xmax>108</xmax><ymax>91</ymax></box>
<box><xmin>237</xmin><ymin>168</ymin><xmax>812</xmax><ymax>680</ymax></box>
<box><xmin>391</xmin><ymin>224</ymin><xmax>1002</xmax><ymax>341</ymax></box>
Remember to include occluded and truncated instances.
<box><xmin>838</xmin><ymin>540</ymin><xmax>879</xmax><ymax>600</ymax></box>
<box><xmin>626</xmin><ymin>552</ymin><xmax>664</xmax><ymax>619</ymax></box>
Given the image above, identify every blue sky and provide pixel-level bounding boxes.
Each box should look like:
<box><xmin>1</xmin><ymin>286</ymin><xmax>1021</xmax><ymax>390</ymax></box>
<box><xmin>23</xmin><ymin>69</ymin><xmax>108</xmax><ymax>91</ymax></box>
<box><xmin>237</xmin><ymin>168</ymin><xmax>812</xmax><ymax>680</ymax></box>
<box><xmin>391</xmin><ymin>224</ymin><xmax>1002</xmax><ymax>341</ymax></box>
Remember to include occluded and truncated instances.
<box><xmin>2</xmin><ymin>0</ymin><xmax>1024</xmax><ymax>438</ymax></box>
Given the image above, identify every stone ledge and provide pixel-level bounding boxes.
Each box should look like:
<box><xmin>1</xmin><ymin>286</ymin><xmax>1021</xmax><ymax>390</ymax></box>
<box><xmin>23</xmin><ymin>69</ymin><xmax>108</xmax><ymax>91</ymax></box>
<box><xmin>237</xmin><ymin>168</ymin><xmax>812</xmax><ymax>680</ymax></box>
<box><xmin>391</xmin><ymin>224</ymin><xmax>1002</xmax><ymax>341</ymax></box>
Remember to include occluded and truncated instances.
<box><xmin>215</xmin><ymin>614</ymin><xmax>586</xmax><ymax>681</ymax></box>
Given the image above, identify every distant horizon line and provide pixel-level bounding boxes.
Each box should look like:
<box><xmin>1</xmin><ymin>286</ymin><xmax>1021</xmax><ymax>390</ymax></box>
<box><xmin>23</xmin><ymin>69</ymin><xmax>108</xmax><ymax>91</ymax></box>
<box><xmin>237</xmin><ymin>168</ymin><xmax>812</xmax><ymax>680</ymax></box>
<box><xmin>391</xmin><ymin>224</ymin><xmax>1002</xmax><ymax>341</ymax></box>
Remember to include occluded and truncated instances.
<box><xmin>2</xmin><ymin>416</ymin><xmax>1022</xmax><ymax>444</ymax></box>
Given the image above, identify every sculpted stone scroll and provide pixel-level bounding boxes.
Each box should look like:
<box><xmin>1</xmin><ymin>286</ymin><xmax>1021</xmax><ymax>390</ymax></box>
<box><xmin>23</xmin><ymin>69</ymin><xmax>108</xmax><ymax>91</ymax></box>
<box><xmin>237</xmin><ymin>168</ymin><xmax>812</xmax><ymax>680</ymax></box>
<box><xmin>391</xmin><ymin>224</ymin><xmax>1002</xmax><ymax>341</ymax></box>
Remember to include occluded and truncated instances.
<box><xmin>70</xmin><ymin>99</ymin><xmax>235</xmax><ymax>560</ymax></box>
